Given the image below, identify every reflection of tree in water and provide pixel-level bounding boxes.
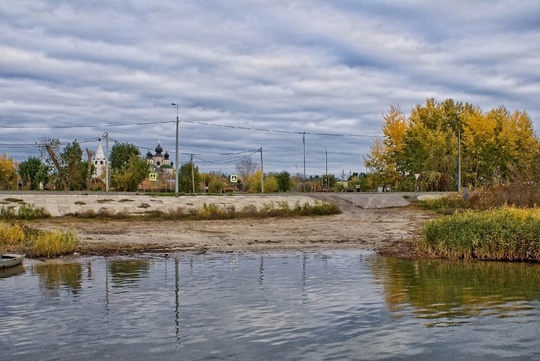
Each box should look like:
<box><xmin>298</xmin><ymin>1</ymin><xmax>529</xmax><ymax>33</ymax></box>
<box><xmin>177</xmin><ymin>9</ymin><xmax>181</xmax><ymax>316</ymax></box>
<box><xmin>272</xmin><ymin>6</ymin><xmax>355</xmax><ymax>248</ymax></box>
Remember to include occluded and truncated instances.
<box><xmin>34</xmin><ymin>263</ymin><xmax>83</xmax><ymax>297</ymax></box>
<box><xmin>109</xmin><ymin>259</ymin><xmax>153</xmax><ymax>288</ymax></box>
<box><xmin>370</xmin><ymin>257</ymin><xmax>540</xmax><ymax>322</ymax></box>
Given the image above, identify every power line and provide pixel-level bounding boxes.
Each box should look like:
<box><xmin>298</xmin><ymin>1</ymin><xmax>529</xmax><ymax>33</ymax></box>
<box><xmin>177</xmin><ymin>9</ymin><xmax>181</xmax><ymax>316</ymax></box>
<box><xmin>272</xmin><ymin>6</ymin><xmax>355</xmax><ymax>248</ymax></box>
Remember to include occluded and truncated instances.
<box><xmin>0</xmin><ymin>118</ymin><xmax>379</xmax><ymax>137</ymax></box>
<box><xmin>182</xmin><ymin>120</ymin><xmax>378</xmax><ymax>138</ymax></box>
<box><xmin>0</xmin><ymin>120</ymin><xmax>173</xmax><ymax>129</ymax></box>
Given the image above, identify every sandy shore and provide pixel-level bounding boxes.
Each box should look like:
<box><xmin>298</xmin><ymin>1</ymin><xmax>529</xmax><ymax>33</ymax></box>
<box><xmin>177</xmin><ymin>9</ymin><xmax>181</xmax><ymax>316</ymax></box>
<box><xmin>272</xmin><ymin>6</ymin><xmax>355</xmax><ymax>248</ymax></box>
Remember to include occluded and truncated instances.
<box><xmin>29</xmin><ymin>194</ymin><xmax>434</xmax><ymax>256</ymax></box>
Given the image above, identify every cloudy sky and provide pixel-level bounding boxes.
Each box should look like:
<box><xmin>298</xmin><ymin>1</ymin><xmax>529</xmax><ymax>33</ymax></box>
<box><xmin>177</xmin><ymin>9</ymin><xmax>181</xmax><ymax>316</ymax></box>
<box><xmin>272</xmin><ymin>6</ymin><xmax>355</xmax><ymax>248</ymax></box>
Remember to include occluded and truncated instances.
<box><xmin>1</xmin><ymin>1</ymin><xmax>540</xmax><ymax>178</ymax></box>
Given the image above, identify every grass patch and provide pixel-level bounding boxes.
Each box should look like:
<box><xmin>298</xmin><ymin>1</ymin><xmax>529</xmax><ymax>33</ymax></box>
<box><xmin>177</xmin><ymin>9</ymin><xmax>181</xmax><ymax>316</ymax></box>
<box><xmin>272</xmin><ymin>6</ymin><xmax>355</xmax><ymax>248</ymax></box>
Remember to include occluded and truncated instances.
<box><xmin>97</xmin><ymin>198</ymin><xmax>115</xmax><ymax>204</ymax></box>
<box><xmin>74</xmin><ymin>201</ymin><xmax>86</xmax><ymax>205</ymax></box>
<box><xmin>418</xmin><ymin>206</ymin><xmax>540</xmax><ymax>261</ymax></box>
<box><xmin>416</xmin><ymin>193</ymin><xmax>467</xmax><ymax>215</ymax></box>
<box><xmin>0</xmin><ymin>204</ymin><xmax>50</xmax><ymax>220</ymax></box>
<box><xmin>0</xmin><ymin>222</ymin><xmax>78</xmax><ymax>258</ymax></box>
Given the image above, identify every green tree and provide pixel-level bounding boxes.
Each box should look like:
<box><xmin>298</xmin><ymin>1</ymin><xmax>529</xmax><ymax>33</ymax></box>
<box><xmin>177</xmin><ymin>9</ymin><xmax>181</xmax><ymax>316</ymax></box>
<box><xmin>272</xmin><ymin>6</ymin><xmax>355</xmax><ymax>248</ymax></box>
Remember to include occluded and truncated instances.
<box><xmin>200</xmin><ymin>172</ymin><xmax>227</xmax><ymax>193</ymax></box>
<box><xmin>110</xmin><ymin>143</ymin><xmax>141</xmax><ymax>170</ymax></box>
<box><xmin>61</xmin><ymin>141</ymin><xmax>87</xmax><ymax>190</ymax></box>
<box><xmin>0</xmin><ymin>153</ymin><xmax>18</xmax><ymax>190</ymax></box>
<box><xmin>178</xmin><ymin>161</ymin><xmax>200</xmax><ymax>193</ymax></box>
<box><xmin>111</xmin><ymin>155</ymin><xmax>150</xmax><ymax>191</ymax></box>
<box><xmin>18</xmin><ymin>156</ymin><xmax>49</xmax><ymax>190</ymax></box>
<box><xmin>275</xmin><ymin>171</ymin><xmax>291</xmax><ymax>192</ymax></box>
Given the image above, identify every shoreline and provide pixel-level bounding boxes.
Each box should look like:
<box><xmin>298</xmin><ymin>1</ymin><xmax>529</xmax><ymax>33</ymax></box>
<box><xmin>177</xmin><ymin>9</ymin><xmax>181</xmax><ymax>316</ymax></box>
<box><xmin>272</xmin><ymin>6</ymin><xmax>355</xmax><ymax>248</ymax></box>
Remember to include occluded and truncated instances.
<box><xmin>1</xmin><ymin>192</ymin><xmax>437</xmax><ymax>259</ymax></box>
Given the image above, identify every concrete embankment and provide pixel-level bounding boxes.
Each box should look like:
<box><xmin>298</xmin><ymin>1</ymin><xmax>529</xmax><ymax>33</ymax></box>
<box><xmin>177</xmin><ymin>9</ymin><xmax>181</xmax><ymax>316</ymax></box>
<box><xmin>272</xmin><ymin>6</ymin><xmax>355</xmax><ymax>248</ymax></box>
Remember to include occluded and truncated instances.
<box><xmin>0</xmin><ymin>192</ymin><xmax>445</xmax><ymax>217</ymax></box>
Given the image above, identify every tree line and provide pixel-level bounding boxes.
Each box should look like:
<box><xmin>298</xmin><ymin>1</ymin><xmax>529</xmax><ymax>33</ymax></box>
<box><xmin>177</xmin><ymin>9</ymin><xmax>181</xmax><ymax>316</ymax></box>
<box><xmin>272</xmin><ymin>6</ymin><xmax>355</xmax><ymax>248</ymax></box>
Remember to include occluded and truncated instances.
<box><xmin>0</xmin><ymin>140</ymin><xmax>305</xmax><ymax>193</ymax></box>
<box><xmin>364</xmin><ymin>98</ymin><xmax>540</xmax><ymax>192</ymax></box>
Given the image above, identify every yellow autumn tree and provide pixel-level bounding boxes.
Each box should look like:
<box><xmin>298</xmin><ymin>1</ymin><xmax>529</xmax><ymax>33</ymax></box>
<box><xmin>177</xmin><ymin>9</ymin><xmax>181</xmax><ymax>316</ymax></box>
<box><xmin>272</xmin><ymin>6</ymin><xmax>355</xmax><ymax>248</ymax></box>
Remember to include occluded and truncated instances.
<box><xmin>0</xmin><ymin>153</ymin><xmax>18</xmax><ymax>190</ymax></box>
<box><xmin>364</xmin><ymin>104</ymin><xmax>407</xmax><ymax>190</ymax></box>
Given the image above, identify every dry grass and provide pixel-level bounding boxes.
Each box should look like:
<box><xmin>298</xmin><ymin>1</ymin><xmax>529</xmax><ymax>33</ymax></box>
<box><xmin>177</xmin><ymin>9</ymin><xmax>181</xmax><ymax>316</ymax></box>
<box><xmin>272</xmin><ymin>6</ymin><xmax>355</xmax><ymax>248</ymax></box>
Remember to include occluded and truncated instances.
<box><xmin>0</xmin><ymin>221</ymin><xmax>78</xmax><ymax>258</ymax></box>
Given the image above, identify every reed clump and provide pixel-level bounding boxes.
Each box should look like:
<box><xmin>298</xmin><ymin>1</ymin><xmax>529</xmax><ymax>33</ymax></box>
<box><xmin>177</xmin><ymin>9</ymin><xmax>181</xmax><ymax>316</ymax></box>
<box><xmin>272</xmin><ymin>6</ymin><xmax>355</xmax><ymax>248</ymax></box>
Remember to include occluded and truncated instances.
<box><xmin>0</xmin><ymin>221</ymin><xmax>78</xmax><ymax>258</ymax></box>
<box><xmin>419</xmin><ymin>206</ymin><xmax>540</xmax><ymax>261</ymax></box>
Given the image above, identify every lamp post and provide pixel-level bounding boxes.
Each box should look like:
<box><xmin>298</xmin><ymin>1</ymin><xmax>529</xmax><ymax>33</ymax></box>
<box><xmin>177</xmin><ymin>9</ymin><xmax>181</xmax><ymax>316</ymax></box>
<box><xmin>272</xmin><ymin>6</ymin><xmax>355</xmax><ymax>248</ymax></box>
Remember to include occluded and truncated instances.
<box><xmin>458</xmin><ymin>121</ymin><xmax>461</xmax><ymax>192</ymax></box>
<box><xmin>102</xmin><ymin>132</ymin><xmax>109</xmax><ymax>192</ymax></box>
<box><xmin>171</xmin><ymin>103</ymin><xmax>179</xmax><ymax>196</ymax></box>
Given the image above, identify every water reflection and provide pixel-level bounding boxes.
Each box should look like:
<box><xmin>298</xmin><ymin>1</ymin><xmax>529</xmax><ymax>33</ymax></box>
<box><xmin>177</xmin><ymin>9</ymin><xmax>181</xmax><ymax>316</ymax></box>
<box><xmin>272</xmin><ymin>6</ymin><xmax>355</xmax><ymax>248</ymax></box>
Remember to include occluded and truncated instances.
<box><xmin>0</xmin><ymin>264</ymin><xmax>25</xmax><ymax>278</ymax></box>
<box><xmin>32</xmin><ymin>262</ymin><xmax>83</xmax><ymax>296</ymax></box>
<box><xmin>108</xmin><ymin>258</ymin><xmax>153</xmax><ymax>287</ymax></box>
<box><xmin>371</xmin><ymin>257</ymin><xmax>540</xmax><ymax>324</ymax></box>
<box><xmin>2</xmin><ymin>252</ymin><xmax>540</xmax><ymax>361</ymax></box>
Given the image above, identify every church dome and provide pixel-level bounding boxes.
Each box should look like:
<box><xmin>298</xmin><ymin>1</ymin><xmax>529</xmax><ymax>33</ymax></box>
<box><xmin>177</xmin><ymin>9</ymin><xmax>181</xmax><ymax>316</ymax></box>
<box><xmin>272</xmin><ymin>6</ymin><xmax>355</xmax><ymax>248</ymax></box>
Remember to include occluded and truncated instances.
<box><xmin>146</xmin><ymin>149</ymin><xmax>153</xmax><ymax>158</ymax></box>
<box><xmin>155</xmin><ymin>143</ymin><xmax>163</xmax><ymax>154</ymax></box>
<box><xmin>164</xmin><ymin>150</ymin><xmax>169</xmax><ymax>159</ymax></box>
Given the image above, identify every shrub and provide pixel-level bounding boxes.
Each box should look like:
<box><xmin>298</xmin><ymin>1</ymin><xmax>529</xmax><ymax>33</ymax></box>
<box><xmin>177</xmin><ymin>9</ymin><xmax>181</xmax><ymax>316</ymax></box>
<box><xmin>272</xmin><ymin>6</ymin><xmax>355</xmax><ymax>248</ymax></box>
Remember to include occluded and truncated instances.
<box><xmin>0</xmin><ymin>204</ymin><xmax>50</xmax><ymax>220</ymax></box>
<box><xmin>17</xmin><ymin>204</ymin><xmax>50</xmax><ymax>220</ymax></box>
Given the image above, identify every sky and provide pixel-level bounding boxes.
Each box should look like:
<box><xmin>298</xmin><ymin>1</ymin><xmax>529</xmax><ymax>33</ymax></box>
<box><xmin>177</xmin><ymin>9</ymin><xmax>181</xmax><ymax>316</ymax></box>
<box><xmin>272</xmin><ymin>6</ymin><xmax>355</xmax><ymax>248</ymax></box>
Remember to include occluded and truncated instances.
<box><xmin>1</xmin><ymin>0</ymin><xmax>540</xmax><ymax>178</ymax></box>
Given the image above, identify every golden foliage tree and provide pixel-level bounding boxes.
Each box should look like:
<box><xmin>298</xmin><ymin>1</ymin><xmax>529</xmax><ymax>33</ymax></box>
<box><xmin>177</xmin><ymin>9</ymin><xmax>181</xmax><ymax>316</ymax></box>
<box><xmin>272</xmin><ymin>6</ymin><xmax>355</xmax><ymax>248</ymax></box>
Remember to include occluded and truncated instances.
<box><xmin>0</xmin><ymin>153</ymin><xmax>18</xmax><ymax>190</ymax></box>
<box><xmin>365</xmin><ymin>99</ymin><xmax>540</xmax><ymax>191</ymax></box>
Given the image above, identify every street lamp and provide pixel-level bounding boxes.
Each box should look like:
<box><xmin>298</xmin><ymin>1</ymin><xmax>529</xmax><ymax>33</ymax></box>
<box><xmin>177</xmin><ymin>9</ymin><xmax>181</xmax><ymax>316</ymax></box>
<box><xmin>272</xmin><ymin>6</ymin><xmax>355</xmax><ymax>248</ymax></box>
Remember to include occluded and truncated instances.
<box><xmin>102</xmin><ymin>132</ymin><xmax>109</xmax><ymax>192</ymax></box>
<box><xmin>171</xmin><ymin>103</ymin><xmax>179</xmax><ymax>196</ymax></box>
<box><xmin>458</xmin><ymin>121</ymin><xmax>461</xmax><ymax>192</ymax></box>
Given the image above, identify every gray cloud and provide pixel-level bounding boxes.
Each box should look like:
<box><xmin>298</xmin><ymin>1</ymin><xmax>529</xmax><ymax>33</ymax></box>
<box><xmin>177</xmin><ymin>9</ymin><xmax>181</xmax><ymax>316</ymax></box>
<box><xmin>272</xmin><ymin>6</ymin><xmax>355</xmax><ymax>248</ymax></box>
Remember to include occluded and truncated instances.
<box><xmin>1</xmin><ymin>0</ymin><xmax>539</xmax><ymax>178</ymax></box>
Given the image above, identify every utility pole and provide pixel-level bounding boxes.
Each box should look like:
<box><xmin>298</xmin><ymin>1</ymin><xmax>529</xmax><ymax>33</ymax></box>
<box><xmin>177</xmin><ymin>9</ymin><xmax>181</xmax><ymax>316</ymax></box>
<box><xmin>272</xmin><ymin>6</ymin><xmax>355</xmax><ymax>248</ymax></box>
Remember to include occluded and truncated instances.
<box><xmin>190</xmin><ymin>154</ymin><xmax>195</xmax><ymax>194</ymax></box>
<box><xmin>171</xmin><ymin>103</ymin><xmax>180</xmax><ymax>196</ymax></box>
<box><xmin>324</xmin><ymin>147</ymin><xmax>327</xmax><ymax>190</ymax></box>
<box><xmin>303</xmin><ymin>132</ymin><xmax>306</xmax><ymax>192</ymax></box>
<box><xmin>259</xmin><ymin>147</ymin><xmax>264</xmax><ymax>193</ymax></box>
<box><xmin>458</xmin><ymin>122</ymin><xmax>462</xmax><ymax>192</ymax></box>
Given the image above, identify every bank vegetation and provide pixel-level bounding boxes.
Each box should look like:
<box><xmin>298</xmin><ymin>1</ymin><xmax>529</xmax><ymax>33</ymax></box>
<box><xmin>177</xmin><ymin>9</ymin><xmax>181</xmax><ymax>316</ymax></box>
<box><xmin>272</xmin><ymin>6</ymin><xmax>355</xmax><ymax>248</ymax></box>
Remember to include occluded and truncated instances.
<box><xmin>418</xmin><ymin>182</ymin><xmax>540</xmax><ymax>262</ymax></box>
<box><xmin>0</xmin><ymin>200</ymin><xmax>340</xmax><ymax>258</ymax></box>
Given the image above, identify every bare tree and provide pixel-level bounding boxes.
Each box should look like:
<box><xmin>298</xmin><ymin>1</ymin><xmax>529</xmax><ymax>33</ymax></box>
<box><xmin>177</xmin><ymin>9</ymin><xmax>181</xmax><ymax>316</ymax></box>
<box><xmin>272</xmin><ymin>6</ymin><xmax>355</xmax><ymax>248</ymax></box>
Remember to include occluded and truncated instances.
<box><xmin>236</xmin><ymin>158</ymin><xmax>258</xmax><ymax>190</ymax></box>
<box><xmin>38</xmin><ymin>137</ymin><xmax>68</xmax><ymax>190</ymax></box>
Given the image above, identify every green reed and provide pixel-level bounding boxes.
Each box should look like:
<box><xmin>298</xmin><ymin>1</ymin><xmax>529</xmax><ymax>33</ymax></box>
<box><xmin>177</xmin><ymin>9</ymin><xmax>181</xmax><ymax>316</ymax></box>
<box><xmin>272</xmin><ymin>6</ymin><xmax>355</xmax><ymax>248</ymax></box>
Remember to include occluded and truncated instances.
<box><xmin>420</xmin><ymin>206</ymin><xmax>540</xmax><ymax>261</ymax></box>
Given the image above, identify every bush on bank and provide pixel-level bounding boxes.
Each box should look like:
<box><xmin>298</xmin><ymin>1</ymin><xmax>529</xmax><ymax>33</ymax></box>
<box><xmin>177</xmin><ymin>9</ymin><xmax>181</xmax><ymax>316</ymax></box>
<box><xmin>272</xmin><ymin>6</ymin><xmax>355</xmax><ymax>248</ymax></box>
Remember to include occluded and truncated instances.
<box><xmin>420</xmin><ymin>206</ymin><xmax>540</xmax><ymax>261</ymax></box>
<box><xmin>0</xmin><ymin>222</ymin><xmax>77</xmax><ymax>258</ymax></box>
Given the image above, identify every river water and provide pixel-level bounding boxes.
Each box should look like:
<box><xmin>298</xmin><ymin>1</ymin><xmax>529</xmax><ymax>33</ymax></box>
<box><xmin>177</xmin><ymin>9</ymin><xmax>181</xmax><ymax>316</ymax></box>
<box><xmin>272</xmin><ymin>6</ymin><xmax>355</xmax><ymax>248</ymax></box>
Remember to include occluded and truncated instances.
<box><xmin>1</xmin><ymin>251</ymin><xmax>540</xmax><ymax>361</ymax></box>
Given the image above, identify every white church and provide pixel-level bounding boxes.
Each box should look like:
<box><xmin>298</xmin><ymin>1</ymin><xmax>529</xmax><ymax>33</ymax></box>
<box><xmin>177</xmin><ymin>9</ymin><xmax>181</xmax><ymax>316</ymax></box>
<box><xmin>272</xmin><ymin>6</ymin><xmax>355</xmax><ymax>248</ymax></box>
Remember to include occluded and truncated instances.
<box><xmin>92</xmin><ymin>139</ymin><xmax>173</xmax><ymax>181</ymax></box>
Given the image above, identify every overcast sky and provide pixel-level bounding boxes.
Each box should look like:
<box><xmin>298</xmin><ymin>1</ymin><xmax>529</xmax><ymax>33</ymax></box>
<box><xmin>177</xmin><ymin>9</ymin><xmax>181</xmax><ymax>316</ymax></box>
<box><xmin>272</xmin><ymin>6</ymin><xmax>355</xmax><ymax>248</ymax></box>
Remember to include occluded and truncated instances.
<box><xmin>1</xmin><ymin>1</ymin><xmax>540</xmax><ymax>178</ymax></box>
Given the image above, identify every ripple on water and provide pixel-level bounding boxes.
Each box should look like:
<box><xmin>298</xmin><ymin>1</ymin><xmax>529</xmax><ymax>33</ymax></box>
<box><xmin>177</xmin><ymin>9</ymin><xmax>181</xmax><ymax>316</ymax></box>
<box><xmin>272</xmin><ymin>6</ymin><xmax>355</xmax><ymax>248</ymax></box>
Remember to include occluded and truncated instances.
<box><xmin>1</xmin><ymin>252</ymin><xmax>540</xmax><ymax>361</ymax></box>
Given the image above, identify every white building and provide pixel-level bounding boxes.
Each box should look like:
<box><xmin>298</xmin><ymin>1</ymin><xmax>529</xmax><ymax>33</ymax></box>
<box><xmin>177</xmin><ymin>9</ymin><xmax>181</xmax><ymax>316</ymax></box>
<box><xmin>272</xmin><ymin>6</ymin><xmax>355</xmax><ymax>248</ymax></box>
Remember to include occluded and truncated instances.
<box><xmin>93</xmin><ymin>138</ymin><xmax>107</xmax><ymax>179</ymax></box>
